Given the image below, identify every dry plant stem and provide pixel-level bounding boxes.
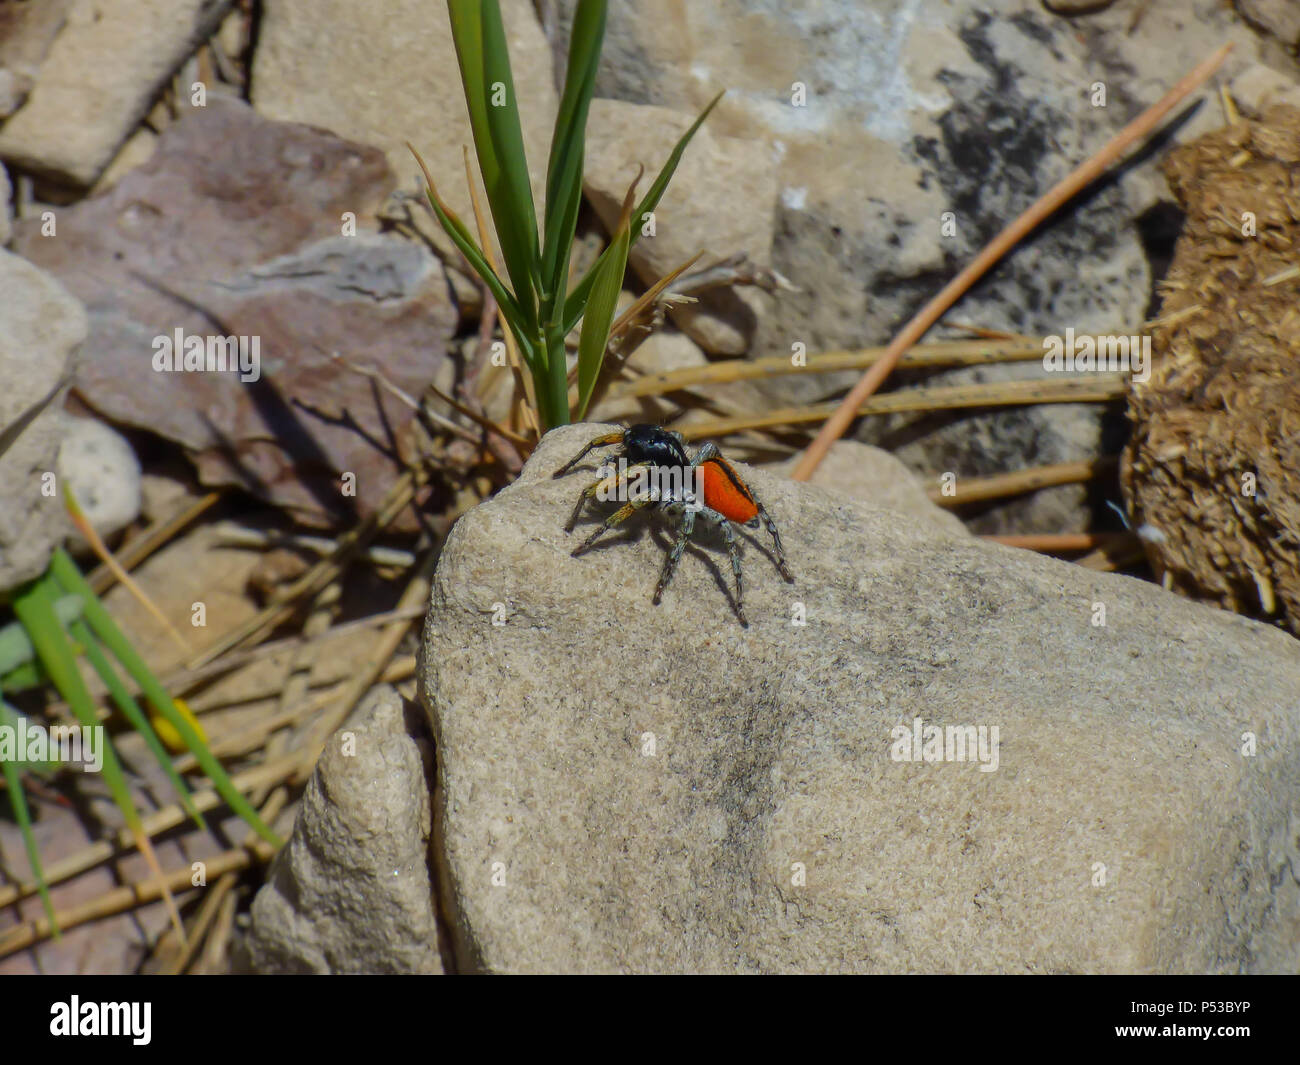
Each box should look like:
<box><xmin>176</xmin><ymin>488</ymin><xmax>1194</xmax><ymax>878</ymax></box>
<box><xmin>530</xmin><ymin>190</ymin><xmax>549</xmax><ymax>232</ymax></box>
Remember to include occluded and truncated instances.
<box><xmin>983</xmin><ymin>532</ymin><xmax>1131</xmax><ymax>552</ymax></box>
<box><xmin>184</xmin><ymin>467</ymin><xmax>421</xmax><ymax>670</ymax></box>
<box><xmin>329</xmin><ymin>350</ymin><xmax>480</xmax><ymax>445</ymax></box>
<box><xmin>170</xmin><ymin>785</ymin><xmax>288</xmax><ymax>974</ymax></box>
<box><xmin>1074</xmin><ymin>535</ymin><xmax>1146</xmax><ymax>571</ymax></box>
<box><xmin>609</xmin><ymin>338</ymin><xmax>1047</xmax><ymax>399</ymax></box>
<box><xmin>941</xmin><ymin>321</ymin><xmax>1037</xmax><ymax>342</ymax></box>
<box><xmin>199</xmin><ymin>885</ymin><xmax>240</xmax><ymax>973</ymax></box>
<box><xmin>159</xmin><ymin>785</ymin><xmax>288</xmax><ymax>975</ymax></box>
<box><xmin>928</xmin><ymin>456</ymin><xmax>1119</xmax><ymax>507</ymax></box>
<box><xmin>0</xmin><ymin>837</ymin><xmax>276</xmax><ymax>957</ymax></box>
<box><xmin>166</xmin><ymin>605</ymin><xmax>425</xmax><ymax>696</ymax></box>
<box><xmin>0</xmin><ymin>754</ymin><xmax>301</xmax><ymax>911</ymax></box>
<box><xmin>67</xmin><ymin>499</ymin><xmax>191</xmax><ymax>658</ymax></box>
<box><xmin>210</xmin><ymin>524</ymin><xmax>416</xmax><ymax>568</ymax></box>
<box><xmin>88</xmin><ymin>491</ymin><xmax>221</xmax><ymax>596</ymax></box>
<box><xmin>173</xmin><ymin>657</ymin><xmax>415</xmax><ymax>769</ymax></box>
<box><xmin>296</xmin><ymin>558</ymin><xmax>434</xmax><ymax>769</ymax></box>
<box><xmin>424</xmin><ymin>377</ymin><xmax>532</xmax><ymax>450</ymax></box>
<box><xmin>677</xmin><ymin>375</ymin><xmax>1125</xmax><ymax>440</ymax></box>
<box><xmin>789</xmin><ymin>43</ymin><xmax>1234</xmax><ymax>481</ymax></box>
<box><xmin>184</xmin><ymin>655</ymin><xmax>416</xmax><ymax>736</ymax></box>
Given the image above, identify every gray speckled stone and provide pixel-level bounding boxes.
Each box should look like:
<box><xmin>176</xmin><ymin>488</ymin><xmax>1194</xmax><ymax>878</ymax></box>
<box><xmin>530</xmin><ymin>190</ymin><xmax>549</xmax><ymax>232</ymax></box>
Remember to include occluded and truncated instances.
<box><xmin>420</xmin><ymin>422</ymin><xmax>1300</xmax><ymax>973</ymax></box>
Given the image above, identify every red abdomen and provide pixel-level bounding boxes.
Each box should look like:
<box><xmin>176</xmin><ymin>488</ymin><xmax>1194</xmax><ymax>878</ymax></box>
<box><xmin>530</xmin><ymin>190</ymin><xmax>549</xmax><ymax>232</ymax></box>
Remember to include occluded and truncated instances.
<box><xmin>699</xmin><ymin>458</ymin><xmax>758</xmax><ymax>523</ymax></box>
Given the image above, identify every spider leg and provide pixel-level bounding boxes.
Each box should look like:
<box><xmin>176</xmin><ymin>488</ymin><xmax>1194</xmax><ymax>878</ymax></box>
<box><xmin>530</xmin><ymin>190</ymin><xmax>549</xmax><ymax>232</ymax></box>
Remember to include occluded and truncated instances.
<box><xmin>654</xmin><ymin>506</ymin><xmax>696</xmax><ymax>605</ymax></box>
<box><xmin>717</xmin><ymin>517</ymin><xmax>749</xmax><ymax>626</ymax></box>
<box><xmin>753</xmin><ymin>495</ymin><xmax>793</xmax><ymax>582</ymax></box>
<box><xmin>693</xmin><ymin>441</ymin><xmax>791</xmax><ymax>583</ymax></box>
<box><xmin>571</xmin><ymin>496</ymin><xmax>654</xmax><ymax>556</ymax></box>
<box><xmin>565</xmin><ymin>461</ymin><xmax>650</xmax><ymax>532</ymax></box>
<box><xmin>553</xmin><ymin>431</ymin><xmax>625</xmax><ymax>478</ymax></box>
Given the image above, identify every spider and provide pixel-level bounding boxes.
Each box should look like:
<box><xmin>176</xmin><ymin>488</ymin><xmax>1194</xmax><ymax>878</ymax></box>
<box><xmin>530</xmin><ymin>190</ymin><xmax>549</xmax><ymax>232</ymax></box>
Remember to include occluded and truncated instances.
<box><xmin>553</xmin><ymin>424</ymin><xmax>793</xmax><ymax>625</ymax></box>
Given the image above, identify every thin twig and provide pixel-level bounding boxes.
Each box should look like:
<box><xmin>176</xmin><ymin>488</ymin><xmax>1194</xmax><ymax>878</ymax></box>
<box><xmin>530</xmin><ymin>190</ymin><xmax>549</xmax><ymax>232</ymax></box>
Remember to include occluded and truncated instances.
<box><xmin>982</xmin><ymin>532</ymin><xmax>1131</xmax><ymax>553</ymax></box>
<box><xmin>790</xmin><ymin>43</ymin><xmax>1234</xmax><ymax>481</ymax></box>
<box><xmin>607</xmin><ymin>337</ymin><xmax>1048</xmax><ymax>399</ymax></box>
<box><xmin>928</xmin><ymin>457</ymin><xmax>1119</xmax><ymax>507</ymax></box>
<box><xmin>675</xmin><ymin>375</ymin><xmax>1125</xmax><ymax>440</ymax></box>
<box><xmin>88</xmin><ymin>492</ymin><xmax>221</xmax><ymax>596</ymax></box>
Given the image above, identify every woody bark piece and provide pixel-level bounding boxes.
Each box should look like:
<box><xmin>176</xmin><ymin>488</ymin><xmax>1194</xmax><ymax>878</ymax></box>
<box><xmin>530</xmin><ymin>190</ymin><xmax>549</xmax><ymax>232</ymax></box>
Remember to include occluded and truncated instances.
<box><xmin>1121</xmin><ymin>105</ymin><xmax>1300</xmax><ymax>635</ymax></box>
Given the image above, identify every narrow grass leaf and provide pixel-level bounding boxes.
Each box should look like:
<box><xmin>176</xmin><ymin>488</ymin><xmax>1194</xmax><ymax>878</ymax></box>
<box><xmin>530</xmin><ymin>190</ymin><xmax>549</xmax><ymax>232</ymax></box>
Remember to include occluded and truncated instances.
<box><xmin>0</xmin><ymin>698</ymin><xmax>58</xmax><ymax>935</ymax></box>
<box><xmin>12</xmin><ymin>574</ymin><xmax>186</xmax><ymax>944</ymax></box>
<box><xmin>574</xmin><ymin>175</ymin><xmax>637</xmax><ymax>420</ymax></box>
<box><xmin>447</xmin><ymin>0</ymin><xmax>539</xmax><ymax>327</ymax></box>
<box><xmin>48</xmin><ymin>549</ymin><xmax>281</xmax><ymax>848</ymax></box>
<box><xmin>563</xmin><ymin>90</ymin><xmax>724</xmax><ymax>332</ymax></box>
<box><xmin>408</xmin><ymin>141</ymin><xmax>533</xmax><ymax>363</ymax></box>
<box><xmin>540</xmin><ymin>0</ymin><xmax>606</xmax><ymax>312</ymax></box>
<box><xmin>67</xmin><ymin>617</ymin><xmax>204</xmax><ymax>829</ymax></box>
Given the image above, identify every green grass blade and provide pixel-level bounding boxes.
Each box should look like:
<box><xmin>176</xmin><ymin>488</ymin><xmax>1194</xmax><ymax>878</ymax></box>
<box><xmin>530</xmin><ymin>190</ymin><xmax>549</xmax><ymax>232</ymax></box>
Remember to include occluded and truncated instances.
<box><xmin>67</xmin><ymin>618</ymin><xmax>204</xmax><ymax>830</ymax></box>
<box><xmin>0</xmin><ymin>697</ymin><xmax>59</xmax><ymax>935</ymax></box>
<box><xmin>539</xmin><ymin>0</ymin><xmax>606</xmax><ymax>314</ymax></box>
<box><xmin>408</xmin><ymin>142</ymin><xmax>531</xmax><ymax>352</ymax></box>
<box><xmin>12</xmin><ymin>577</ymin><xmax>145</xmax><ymax>839</ymax></box>
<box><xmin>0</xmin><ymin>659</ymin><xmax>43</xmax><ymax>693</ymax></box>
<box><xmin>562</xmin><ymin>90</ymin><xmax>724</xmax><ymax>334</ymax></box>
<box><xmin>47</xmin><ymin>549</ymin><xmax>281</xmax><ymax>847</ymax></box>
<box><xmin>447</xmin><ymin>0</ymin><xmax>540</xmax><ymax>329</ymax></box>
<box><xmin>574</xmin><ymin>182</ymin><xmax>635</xmax><ymax>420</ymax></box>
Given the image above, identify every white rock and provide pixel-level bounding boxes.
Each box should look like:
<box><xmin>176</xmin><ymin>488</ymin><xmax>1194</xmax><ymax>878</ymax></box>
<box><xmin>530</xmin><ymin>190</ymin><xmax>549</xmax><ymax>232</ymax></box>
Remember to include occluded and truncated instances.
<box><xmin>1230</xmin><ymin>63</ymin><xmax>1300</xmax><ymax>116</ymax></box>
<box><xmin>56</xmin><ymin>413</ymin><xmax>141</xmax><ymax>540</ymax></box>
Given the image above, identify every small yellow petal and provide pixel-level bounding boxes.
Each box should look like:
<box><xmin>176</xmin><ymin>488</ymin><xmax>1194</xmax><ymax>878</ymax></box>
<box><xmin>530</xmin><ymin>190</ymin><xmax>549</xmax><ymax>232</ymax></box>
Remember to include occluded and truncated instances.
<box><xmin>150</xmin><ymin>697</ymin><xmax>206</xmax><ymax>753</ymax></box>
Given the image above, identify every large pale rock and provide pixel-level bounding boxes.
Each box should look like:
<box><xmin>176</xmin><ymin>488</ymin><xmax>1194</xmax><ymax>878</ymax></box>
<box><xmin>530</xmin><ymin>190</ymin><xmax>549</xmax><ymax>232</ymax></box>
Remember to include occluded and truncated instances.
<box><xmin>774</xmin><ymin>440</ymin><xmax>969</xmax><ymax>538</ymax></box>
<box><xmin>243</xmin><ymin>686</ymin><xmax>446</xmax><ymax>974</ymax></box>
<box><xmin>251</xmin><ymin>0</ymin><xmax>556</xmax><ymax>226</ymax></box>
<box><xmin>0</xmin><ymin>0</ymin><xmax>73</xmax><ymax>118</ymax></box>
<box><xmin>0</xmin><ymin>249</ymin><xmax>83</xmax><ymax>592</ymax></box>
<box><xmin>0</xmin><ymin>0</ymin><xmax>233</xmax><ymax>185</ymax></box>
<box><xmin>419</xmin><ymin>422</ymin><xmax>1300</xmax><ymax>973</ymax></box>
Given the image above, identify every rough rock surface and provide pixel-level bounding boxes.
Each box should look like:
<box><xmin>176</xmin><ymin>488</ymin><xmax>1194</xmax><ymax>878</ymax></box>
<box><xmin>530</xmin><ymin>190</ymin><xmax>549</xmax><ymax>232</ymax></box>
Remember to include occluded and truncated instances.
<box><xmin>774</xmin><ymin>440</ymin><xmax>969</xmax><ymax>538</ymax></box>
<box><xmin>243</xmin><ymin>686</ymin><xmax>446</xmax><ymax>974</ymax></box>
<box><xmin>1236</xmin><ymin>0</ymin><xmax>1300</xmax><ymax>50</ymax></box>
<box><xmin>251</xmin><ymin>0</ymin><xmax>556</xmax><ymax>226</ymax></box>
<box><xmin>419</xmin><ymin>423</ymin><xmax>1300</xmax><ymax>973</ymax></box>
<box><xmin>0</xmin><ymin>249</ymin><xmax>83</xmax><ymax>592</ymax></box>
<box><xmin>0</xmin><ymin>0</ymin><xmax>74</xmax><ymax>119</ymax></box>
<box><xmin>0</xmin><ymin>0</ymin><xmax>233</xmax><ymax>185</ymax></box>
